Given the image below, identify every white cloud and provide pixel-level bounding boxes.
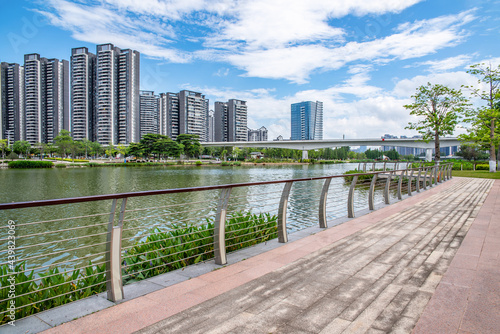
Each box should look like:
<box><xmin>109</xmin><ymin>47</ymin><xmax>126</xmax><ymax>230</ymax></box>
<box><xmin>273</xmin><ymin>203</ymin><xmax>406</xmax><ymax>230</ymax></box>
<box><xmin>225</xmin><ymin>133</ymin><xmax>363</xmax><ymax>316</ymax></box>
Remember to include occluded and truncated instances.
<box><xmin>411</xmin><ymin>54</ymin><xmax>475</xmax><ymax>72</ymax></box>
<box><xmin>36</xmin><ymin>0</ymin><xmax>477</xmax><ymax>82</ymax></box>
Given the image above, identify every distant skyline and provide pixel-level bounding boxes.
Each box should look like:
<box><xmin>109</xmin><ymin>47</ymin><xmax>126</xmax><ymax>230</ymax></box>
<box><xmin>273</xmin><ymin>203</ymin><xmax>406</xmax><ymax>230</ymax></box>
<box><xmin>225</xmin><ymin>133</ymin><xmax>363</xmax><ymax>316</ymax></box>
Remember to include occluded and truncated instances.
<box><xmin>1</xmin><ymin>0</ymin><xmax>499</xmax><ymax>140</ymax></box>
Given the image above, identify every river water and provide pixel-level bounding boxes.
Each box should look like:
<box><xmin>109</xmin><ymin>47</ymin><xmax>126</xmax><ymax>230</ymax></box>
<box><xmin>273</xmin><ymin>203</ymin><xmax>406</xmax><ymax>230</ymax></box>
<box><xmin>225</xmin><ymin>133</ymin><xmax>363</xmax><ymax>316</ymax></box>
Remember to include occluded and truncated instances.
<box><xmin>0</xmin><ymin>164</ymin><xmax>395</xmax><ymax>271</ymax></box>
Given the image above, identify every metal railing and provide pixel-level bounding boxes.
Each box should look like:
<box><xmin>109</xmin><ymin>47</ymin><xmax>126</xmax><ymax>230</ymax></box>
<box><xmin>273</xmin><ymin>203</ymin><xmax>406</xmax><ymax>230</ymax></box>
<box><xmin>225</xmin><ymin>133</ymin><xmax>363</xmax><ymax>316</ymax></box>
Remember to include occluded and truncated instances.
<box><xmin>0</xmin><ymin>162</ymin><xmax>452</xmax><ymax>324</ymax></box>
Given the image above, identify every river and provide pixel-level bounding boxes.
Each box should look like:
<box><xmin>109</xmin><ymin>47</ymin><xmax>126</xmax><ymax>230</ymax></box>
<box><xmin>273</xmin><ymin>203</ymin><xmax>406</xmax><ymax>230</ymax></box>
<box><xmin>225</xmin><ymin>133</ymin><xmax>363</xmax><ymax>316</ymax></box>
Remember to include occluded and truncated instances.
<box><xmin>0</xmin><ymin>164</ymin><xmax>395</xmax><ymax>271</ymax></box>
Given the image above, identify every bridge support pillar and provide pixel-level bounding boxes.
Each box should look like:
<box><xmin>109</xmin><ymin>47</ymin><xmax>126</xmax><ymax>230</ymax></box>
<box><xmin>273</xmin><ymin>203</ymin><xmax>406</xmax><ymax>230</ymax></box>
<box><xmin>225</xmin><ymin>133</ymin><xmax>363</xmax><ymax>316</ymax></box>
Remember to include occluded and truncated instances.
<box><xmin>302</xmin><ymin>150</ymin><xmax>308</xmax><ymax>160</ymax></box>
<box><xmin>425</xmin><ymin>148</ymin><xmax>433</xmax><ymax>162</ymax></box>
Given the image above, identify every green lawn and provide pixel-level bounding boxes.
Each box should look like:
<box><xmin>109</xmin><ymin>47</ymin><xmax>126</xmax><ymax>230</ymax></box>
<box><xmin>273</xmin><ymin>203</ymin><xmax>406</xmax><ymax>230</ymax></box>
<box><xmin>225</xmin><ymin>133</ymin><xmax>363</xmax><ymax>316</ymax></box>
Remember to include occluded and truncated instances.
<box><xmin>452</xmin><ymin>170</ymin><xmax>500</xmax><ymax>179</ymax></box>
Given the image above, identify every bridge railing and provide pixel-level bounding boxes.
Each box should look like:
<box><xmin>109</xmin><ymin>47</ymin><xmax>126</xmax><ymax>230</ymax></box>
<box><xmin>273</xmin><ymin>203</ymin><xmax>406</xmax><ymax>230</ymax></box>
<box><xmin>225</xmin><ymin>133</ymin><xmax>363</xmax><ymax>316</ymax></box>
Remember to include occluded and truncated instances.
<box><xmin>0</xmin><ymin>162</ymin><xmax>452</xmax><ymax>325</ymax></box>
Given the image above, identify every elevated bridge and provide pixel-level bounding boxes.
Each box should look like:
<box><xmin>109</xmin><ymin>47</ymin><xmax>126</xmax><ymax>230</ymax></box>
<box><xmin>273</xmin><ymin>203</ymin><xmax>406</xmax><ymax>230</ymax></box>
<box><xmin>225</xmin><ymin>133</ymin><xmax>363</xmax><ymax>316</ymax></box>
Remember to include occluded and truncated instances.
<box><xmin>202</xmin><ymin>137</ymin><xmax>461</xmax><ymax>161</ymax></box>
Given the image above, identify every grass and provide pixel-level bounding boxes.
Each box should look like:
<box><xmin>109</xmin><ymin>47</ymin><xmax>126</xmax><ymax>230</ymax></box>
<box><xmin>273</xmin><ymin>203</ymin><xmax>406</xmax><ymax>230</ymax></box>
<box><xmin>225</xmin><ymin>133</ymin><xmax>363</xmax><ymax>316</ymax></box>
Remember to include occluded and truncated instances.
<box><xmin>452</xmin><ymin>170</ymin><xmax>500</xmax><ymax>179</ymax></box>
<box><xmin>7</xmin><ymin>161</ymin><xmax>54</xmax><ymax>168</ymax></box>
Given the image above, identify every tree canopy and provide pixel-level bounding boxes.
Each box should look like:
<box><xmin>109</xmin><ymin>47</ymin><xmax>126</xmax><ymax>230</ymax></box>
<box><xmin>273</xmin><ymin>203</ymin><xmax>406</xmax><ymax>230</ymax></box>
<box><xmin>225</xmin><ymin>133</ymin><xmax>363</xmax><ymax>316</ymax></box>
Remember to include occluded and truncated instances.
<box><xmin>460</xmin><ymin>63</ymin><xmax>500</xmax><ymax>171</ymax></box>
<box><xmin>404</xmin><ymin>82</ymin><xmax>470</xmax><ymax>161</ymax></box>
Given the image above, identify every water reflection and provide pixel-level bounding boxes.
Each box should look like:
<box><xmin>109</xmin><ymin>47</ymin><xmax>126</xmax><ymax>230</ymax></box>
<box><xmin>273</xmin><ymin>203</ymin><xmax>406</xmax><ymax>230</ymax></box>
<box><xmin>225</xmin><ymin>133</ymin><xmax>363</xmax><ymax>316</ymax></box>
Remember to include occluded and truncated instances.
<box><xmin>0</xmin><ymin>164</ymin><xmax>400</xmax><ymax>272</ymax></box>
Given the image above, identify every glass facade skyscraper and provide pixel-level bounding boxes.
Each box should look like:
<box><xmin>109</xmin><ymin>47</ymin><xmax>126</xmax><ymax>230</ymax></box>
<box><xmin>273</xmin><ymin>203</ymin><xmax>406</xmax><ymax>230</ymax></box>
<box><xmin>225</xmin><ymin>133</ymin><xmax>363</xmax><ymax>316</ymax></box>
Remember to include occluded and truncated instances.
<box><xmin>290</xmin><ymin>101</ymin><xmax>323</xmax><ymax>140</ymax></box>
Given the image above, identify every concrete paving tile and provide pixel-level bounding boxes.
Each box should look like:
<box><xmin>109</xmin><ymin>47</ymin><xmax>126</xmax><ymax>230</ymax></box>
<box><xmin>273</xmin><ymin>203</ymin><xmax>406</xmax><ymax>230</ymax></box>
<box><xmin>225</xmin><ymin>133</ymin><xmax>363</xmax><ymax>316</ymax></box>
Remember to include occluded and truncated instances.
<box><xmin>413</xmin><ymin>283</ymin><xmax>469</xmax><ymax>334</ymax></box>
<box><xmin>289</xmin><ymin>297</ymin><xmax>349</xmax><ymax>333</ymax></box>
<box><xmin>146</xmin><ymin>271</ymin><xmax>190</xmax><ymax>287</ymax></box>
<box><xmin>318</xmin><ymin>318</ymin><xmax>351</xmax><ymax>334</ymax></box>
<box><xmin>142</xmin><ymin>277</ymin><xmax>208</xmax><ymax>301</ymax></box>
<box><xmin>0</xmin><ymin>316</ymin><xmax>51</xmax><ymax>334</ymax></box>
<box><xmin>440</xmin><ymin>266</ymin><xmax>477</xmax><ymax>288</ymax></box>
<box><xmin>449</xmin><ymin>253</ymin><xmax>479</xmax><ymax>270</ymax></box>
<box><xmin>36</xmin><ymin>295</ymin><xmax>115</xmax><ymax>327</ymax></box>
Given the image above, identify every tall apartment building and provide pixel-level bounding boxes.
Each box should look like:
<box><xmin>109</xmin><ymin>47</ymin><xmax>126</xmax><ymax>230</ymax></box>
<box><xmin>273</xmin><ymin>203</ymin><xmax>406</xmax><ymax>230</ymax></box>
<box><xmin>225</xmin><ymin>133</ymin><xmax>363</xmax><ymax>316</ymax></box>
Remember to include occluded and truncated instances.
<box><xmin>207</xmin><ymin>110</ymin><xmax>214</xmax><ymax>142</ymax></box>
<box><xmin>158</xmin><ymin>92</ymin><xmax>179</xmax><ymax>139</ymax></box>
<box><xmin>248</xmin><ymin>126</ymin><xmax>268</xmax><ymax>141</ymax></box>
<box><xmin>159</xmin><ymin>90</ymin><xmax>208</xmax><ymax>141</ymax></box>
<box><xmin>214</xmin><ymin>99</ymin><xmax>247</xmax><ymax>142</ymax></box>
<box><xmin>23</xmin><ymin>53</ymin><xmax>69</xmax><ymax>144</ymax></box>
<box><xmin>0</xmin><ymin>62</ymin><xmax>24</xmax><ymax>142</ymax></box>
<box><xmin>290</xmin><ymin>101</ymin><xmax>323</xmax><ymax>140</ymax></box>
<box><xmin>71</xmin><ymin>47</ymin><xmax>96</xmax><ymax>141</ymax></box>
<box><xmin>95</xmin><ymin>43</ymin><xmax>140</xmax><ymax>145</ymax></box>
<box><xmin>45</xmin><ymin>58</ymin><xmax>70</xmax><ymax>143</ymax></box>
<box><xmin>139</xmin><ymin>90</ymin><xmax>159</xmax><ymax>138</ymax></box>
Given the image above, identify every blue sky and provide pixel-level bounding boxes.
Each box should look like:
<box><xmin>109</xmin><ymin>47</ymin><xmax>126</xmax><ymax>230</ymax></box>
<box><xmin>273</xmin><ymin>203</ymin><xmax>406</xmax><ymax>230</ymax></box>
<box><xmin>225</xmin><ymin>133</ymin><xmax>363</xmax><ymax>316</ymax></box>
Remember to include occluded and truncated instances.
<box><xmin>1</xmin><ymin>0</ymin><xmax>500</xmax><ymax>140</ymax></box>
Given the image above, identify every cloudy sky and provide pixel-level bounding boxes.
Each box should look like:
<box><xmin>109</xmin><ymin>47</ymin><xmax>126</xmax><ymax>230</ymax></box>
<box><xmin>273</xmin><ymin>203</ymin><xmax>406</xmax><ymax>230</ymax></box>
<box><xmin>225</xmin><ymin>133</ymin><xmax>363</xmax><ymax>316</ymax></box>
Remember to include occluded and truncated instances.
<box><xmin>1</xmin><ymin>0</ymin><xmax>500</xmax><ymax>140</ymax></box>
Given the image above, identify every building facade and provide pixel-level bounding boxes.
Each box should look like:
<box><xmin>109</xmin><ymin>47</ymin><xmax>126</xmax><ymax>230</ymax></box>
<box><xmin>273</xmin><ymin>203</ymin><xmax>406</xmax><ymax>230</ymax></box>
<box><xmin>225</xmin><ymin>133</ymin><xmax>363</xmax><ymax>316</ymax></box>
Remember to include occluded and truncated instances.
<box><xmin>95</xmin><ymin>44</ymin><xmax>140</xmax><ymax>145</ymax></box>
<box><xmin>0</xmin><ymin>62</ymin><xmax>24</xmax><ymax>142</ymax></box>
<box><xmin>214</xmin><ymin>99</ymin><xmax>247</xmax><ymax>142</ymax></box>
<box><xmin>71</xmin><ymin>47</ymin><xmax>95</xmax><ymax>141</ymax></box>
<box><xmin>139</xmin><ymin>90</ymin><xmax>159</xmax><ymax>138</ymax></box>
<box><xmin>248</xmin><ymin>126</ymin><xmax>268</xmax><ymax>141</ymax></box>
<box><xmin>23</xmin><ymin>53</ymin><xmax>69</xmax><ymax>144</ymax></box>
<box><xmin>290</xmin><ymin>101</ymin><xmax>323</xmax><ymax>140</ymax></box>
<box><xmin>159</xmin><ymin>90</ymin><xmax>208</xmax><ymax>141</ymax></box>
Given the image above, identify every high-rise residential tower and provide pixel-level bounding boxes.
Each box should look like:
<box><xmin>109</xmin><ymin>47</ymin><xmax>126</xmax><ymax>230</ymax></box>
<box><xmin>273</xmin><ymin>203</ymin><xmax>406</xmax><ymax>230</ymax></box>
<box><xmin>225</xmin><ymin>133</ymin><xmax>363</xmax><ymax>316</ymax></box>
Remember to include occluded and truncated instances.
<box><xmin>95</xmin><ymin>43</ymin><xmax>140</xmax><ymax>145</ymax></box>
<box><xmin>214</xmin><ymin>99</ymin><xmax>247</xmax><ymax>142</ymax></box>
<box><xmin>71</xmin><ymin>47</ymin><xmax>96</xmax><ymax>141</ymax></box>
<box><xmin>290</xmin><ymin>101</ymin><xmax>323</xmax><ymax>140</ymax></box>
<box><xmin>159</xmin><ymin>90</ymin><xmax>208</xmax><ymax>141</ymax></box>
<box><xmin>1</xmin><ymin>62</ymin><xmax>24</xmax><ymax>142</ymax></box>
<box><xmin>139</xmin><ymin>90</ymin><xmax>159</xmax><ymax>138</ymax></box>
<box><xmin>248</xmin><ymin>126</ymin><xmax>268</xmax><ymax>141</ymax></box>
<box><xmin>23</xmin><ymin>53</ymin><xmax>69</xmax><ymax>144</ymax></box>
<box><xmin>179</xmin><ymin>90</ymin><xmax>209</xmax><ymax>141</ymax></box>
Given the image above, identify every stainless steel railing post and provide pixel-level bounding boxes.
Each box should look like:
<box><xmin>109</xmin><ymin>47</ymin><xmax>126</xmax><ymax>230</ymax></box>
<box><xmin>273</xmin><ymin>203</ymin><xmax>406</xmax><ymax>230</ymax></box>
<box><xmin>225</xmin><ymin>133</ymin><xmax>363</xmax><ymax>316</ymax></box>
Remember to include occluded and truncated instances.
<box><xmin>423</xmin><ymin>167</ymin><xmax>428</xmax><ymax>190</ymax></box>
<box><xmin>384</xmin><ymin>171</ymin><xmax>393</xmax><ymax>204</ymax></box>
<box><xmin>319</xmin><ymin>178</ymin><xmax>332</xmax><ymax>228</ymax></box>
<box><xmin>408</xmin><ymin>169</ymin><xmax>414</xmax><ymax>196</ymax></box>
<box><xmin>214</xmin><ymin>188</ymin><xmax>231</xmax><ymax>265</ymax></box>
<box><xmin>397</xmin><ymin>170</ymin><xmax>405</xmax><ymax>200</ymax></box>
<box><xmin>368</xmin><ymin>174</ymin><xmax>378</xmax><ymax>210</ymax></box>
<box><xmin>278</xmin><ymin>182</ymin><xmax>293</xmax><ymax>243</ymax></box>
<box><xmin>347</xmin><ymin>176</ymin><xmax>358</xmax><ymax>218</ymax></box>
<box><xmin>416</xmin><ymin>167</ymin><xmax>421</xmax><ymax>192</ymax></box>
<box><xmin>106</xmin><ymin>198</ymin><xmax>126</xmax><ymax>302</ymax></box>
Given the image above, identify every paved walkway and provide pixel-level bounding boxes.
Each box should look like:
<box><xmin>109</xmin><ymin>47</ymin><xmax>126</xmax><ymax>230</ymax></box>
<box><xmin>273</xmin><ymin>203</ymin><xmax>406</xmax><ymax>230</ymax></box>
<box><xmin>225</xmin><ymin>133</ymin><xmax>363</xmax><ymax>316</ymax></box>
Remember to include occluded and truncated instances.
<box><xmin>42</xmin><ymin>178</ymin><xmax>499</xmax><ymax>334</ymax></box>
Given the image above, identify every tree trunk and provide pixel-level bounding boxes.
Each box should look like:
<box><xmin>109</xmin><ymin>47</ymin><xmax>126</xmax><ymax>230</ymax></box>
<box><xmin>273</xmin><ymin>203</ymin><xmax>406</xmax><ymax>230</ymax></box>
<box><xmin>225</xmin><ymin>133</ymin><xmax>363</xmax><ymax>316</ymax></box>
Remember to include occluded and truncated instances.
<box><xmin>490</xmin><ymin>118</ymin><xmax>496</xmax><ymax>172</ymax></box>
<box><xmin>434</xmin><ymin>131</ymin><xmax>440</xmax><ymax>162</ymax></box>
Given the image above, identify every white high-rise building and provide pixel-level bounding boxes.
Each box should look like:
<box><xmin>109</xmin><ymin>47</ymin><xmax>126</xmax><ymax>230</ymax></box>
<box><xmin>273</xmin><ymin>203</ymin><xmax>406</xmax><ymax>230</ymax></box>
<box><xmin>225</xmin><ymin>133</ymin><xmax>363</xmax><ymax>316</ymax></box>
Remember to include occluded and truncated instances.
<box><xmin>139</xmin><ymin>90</ymin><xmax>159</xmax><ymax>138</ymax></box>
<box><xmin>95</xmin><ymin>43</ymin><xmax>140</xmax><ymax>145</ymax></box>
<box><xmin>1</xmin><ymin>62</ymin><xmax>24</xmax><ymax>142</ymax></box>
<box><xmin>159</xmin><ymin>90</ymin><xmax>208</xmax><ymax>141</ymax></box>
<box><xmin>214</xmin><ymin>99</ymin><xmax>247</xmax><ymax>142</ymax></box>
<box><xmin>71</xmin><ymin>47</ymin><xmax>95</xmax><ymax>141</ymax></box>
<box><xmin>24</xmin><ymin>53</ymin><xmax>69</xmax><ymax>144</ymax></box>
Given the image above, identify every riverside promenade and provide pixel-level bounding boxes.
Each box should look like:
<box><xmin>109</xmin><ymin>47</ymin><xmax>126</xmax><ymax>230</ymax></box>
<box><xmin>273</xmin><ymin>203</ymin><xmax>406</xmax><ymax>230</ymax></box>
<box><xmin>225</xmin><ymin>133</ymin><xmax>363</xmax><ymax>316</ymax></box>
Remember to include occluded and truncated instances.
<box><xmin>39</xmin><ymin>177</ymin><xmax>498</xmax><ymax>334</ymax></box>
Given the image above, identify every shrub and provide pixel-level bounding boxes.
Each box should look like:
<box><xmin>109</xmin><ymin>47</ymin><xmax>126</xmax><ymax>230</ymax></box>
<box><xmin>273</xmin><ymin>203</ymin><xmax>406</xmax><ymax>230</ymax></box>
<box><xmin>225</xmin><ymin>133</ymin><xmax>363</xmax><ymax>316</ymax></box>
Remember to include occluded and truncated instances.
<box><xmin>55</xmin><ymin>164</ymin><xmax>67</xmax><ymax>168</ymax></box>
<box><xmin>195</xmin><ymin>161</ymin><xmax>202</xmax><ymax>166</ymax></box>
<box><xmin>475</xmin><ymin>164</ymin><xmax>489</xmax><ymax>170</ymax></box>
<box><xmin>8</xmin><ymin>161</ymin><xmax>53</xmax><ymax>168</ymax></box>
<box><xmin>221</xmin><ymin>161</ymin><xmax>230</xmax><ymax>166</ymax></box>
<box><xmin>0</xmin><ymin>211</ymin><xmax>277</xmax><ymax>324</ymax></box>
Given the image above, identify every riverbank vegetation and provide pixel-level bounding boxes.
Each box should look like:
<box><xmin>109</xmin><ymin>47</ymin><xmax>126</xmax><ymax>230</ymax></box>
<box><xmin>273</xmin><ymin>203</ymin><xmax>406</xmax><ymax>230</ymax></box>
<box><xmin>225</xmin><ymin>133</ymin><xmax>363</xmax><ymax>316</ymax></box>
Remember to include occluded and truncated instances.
<box><xmin>0</xmin><ymin>212</ymin><xmax>277</xmax><ymax>325</ymax></box>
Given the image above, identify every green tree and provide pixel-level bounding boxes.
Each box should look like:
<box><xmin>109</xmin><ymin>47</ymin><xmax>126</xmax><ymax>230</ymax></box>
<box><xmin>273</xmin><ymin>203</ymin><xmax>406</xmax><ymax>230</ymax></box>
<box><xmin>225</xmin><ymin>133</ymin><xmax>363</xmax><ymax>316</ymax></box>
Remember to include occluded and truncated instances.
<box><xmin>0</xmin><ymin>139</ymin><xmax>8</xmax><ymax>159</ymax></box>
<box><xmin>140</xmin><ymin>134</ymin><xmax>166</xmax><ymax>158</ymax></box>
<box><xmin>456</xmin><ymin>144</ymin><xmax>489</xmax><ymax>161</ymax></box>
<box><xmin>13</xmin><ymin>140</ymin><xmax>31</xmax><ymax>159</ymax></box>
<box><xmin>105</xmin><ymin>143</ymin><xmax>117</xmax><ymax>159</ymax></box>
<box><xmin>89</xmin><ymin>141</ymin><xmax>103</xmax><ymax>159</ymax></box>
<box><xmin>127</xmin><ymin>142</ymin><xmax>144</xmax><ymax>159</ymax></box>
<box><xmin>404</xmin><ymin>83</ymin><xmax>470</xmax><ymax>161</ymax></box>
<box><xmin>385</xmin><ymin>149</ymin><xmax>399</xmax><ymax>160</ymax></box>
<box><xmin>54</xmin><ymin>130</ymin><xmax>73</xmax><ymax>158</ymax></box>
<box><xmin>176</xmin><ymin>134</ymin><xmax>201</xmax><ymax>158</ymax></box>
<box><xmin>461</xmin><ymin>63</ymin><xmax>500</xmax><ymax>171</ymax></box>
<box><xmin>365</xmin><ymin>148</ymin><xmax>383</xmax><ymax>160</ymax></box>
<box><xmin>116</xmin><ymin>144</ymin><xmax>128</xmax><ymax>159</ymax></box>
<box><xmin>70</xmin><ymin>141</ymin><xmax>83</xmax><ymax>162</ymax></box>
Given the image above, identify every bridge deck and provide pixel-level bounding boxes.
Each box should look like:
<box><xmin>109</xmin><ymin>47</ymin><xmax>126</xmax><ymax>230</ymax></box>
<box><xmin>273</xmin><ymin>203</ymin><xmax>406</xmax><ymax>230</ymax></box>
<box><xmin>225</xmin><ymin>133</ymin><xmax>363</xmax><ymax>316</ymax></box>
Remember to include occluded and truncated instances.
<box><xmin>39</xmin><ymin>177</ymin><xmax>499</xmax><ymax>334</ymax></box>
